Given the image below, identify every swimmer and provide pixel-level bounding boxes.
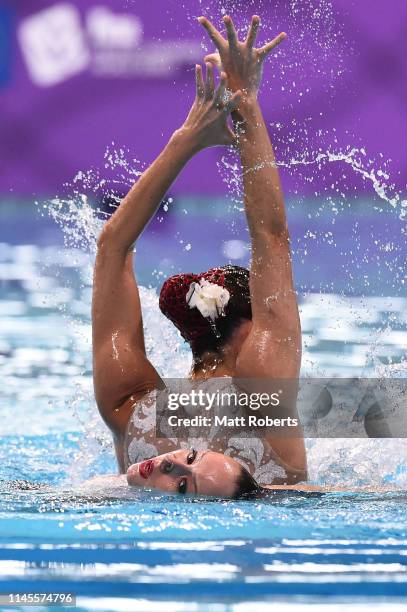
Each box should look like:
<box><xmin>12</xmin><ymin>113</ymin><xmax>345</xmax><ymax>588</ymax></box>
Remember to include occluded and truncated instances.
<box><xmin>92</xmin><ymin>15</ymin><xmax>307</xmax><ymax>498</ymax></box>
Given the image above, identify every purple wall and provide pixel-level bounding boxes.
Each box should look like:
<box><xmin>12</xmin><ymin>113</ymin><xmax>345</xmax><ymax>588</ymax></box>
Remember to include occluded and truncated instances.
<box><xmin>0</xmin><ymin>0</ymin><xmax>406</xmax><ymax>198</ymax></box>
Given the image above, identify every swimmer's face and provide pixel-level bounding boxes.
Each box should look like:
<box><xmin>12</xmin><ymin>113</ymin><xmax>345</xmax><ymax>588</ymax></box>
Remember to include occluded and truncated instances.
<box><xmin>126</xmin><ymin>449</ymin><xmax>242</xmax><ymax>497</ymax></box>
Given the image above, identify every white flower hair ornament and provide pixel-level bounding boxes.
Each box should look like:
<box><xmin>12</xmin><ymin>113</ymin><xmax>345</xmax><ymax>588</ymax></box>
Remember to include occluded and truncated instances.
<box><xmin>186</xmin><ymin>279</ymin><xmax>230</xmax><ymax>322</ymax></box>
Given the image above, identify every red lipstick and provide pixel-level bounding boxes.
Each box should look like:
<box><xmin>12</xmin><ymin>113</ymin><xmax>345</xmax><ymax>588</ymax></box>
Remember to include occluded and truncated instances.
<box><xmin>139</xmin><ymin>459</ymin><xmax>154</xmax><ymax>479</ymax></box>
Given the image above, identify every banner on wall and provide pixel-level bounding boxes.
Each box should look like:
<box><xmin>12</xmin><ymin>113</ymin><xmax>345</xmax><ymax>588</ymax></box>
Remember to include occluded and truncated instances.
<box><xmin>17</xmin><ymin>3</ymin><xmax>200</xmax><ymax>86</ymax></box>
<box><xmin>0</xmin><ymin>0</ymin><xmax>406</xmax><ymax>199</ymax></box>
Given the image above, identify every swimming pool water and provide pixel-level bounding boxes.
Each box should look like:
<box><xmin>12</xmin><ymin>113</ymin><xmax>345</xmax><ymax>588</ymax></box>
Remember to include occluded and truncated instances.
<box><xmin>1</xmin><ymin>482</ymin><xmax>407</xmax><ymax>610</ymax></box>
<box><xmin>0</xmin><ymin>201</ymin><xmax>406</xmax><ymax>610</ymax></box>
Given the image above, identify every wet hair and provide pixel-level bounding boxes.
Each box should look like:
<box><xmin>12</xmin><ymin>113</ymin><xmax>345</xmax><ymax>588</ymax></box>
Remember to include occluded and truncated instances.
<box><xmin>159</xmin><ymin>265</ymin><xmax>251</xmax><ymax>368</ymax></box>
<box><xmin>232</xmin><ymin>465</ymin><xmax>264</xmax><ymax>499</ymax></box>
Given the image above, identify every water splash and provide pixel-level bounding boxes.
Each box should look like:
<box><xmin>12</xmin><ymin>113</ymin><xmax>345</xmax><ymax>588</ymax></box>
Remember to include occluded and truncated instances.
<box><xmin>280</xmin><ymin>148</ymin><xmax>406</xmax><ymax>215</ymax></box>
<box><xmin>307</xmin><ymin>438</ymin><xmax>407</xmax><ymax>488</ymax></box>
<box><xmin>46</xmin><ymin>193</ymin><xmax>102</xmax><ymax>252</ymax></box>
<box><xmin>41</xmin><ymin>145</ymin><xmax>143</xmax><ymax>252</ymax></box>
<box><xmin>219</xmin><ymin>145</ymin><xmax>406</xmax><ymax>218</ymax></box>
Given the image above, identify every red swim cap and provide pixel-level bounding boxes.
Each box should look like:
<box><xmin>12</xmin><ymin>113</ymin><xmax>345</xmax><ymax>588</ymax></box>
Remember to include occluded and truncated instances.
<box><xmin>159</xmin><ymin>265</ymin><xmax>251</xmax><ymax>348</ymax></box>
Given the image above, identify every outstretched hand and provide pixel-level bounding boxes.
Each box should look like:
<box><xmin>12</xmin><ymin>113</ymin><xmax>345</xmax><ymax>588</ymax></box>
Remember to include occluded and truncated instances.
<box><xmin>198</xmin><ymin>15</ymin><xmax>286</xmax><ymax>99</ymax></box>
<box><xmin>180</xmin><ymin>62</ymin><xmax>242</xmax><ymax>150</ymax></box>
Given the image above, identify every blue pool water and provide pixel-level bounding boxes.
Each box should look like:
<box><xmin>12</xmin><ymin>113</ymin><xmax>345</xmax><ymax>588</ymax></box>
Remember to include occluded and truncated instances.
<box><xmin>0</xmin><ymin>200</ymin><xmax>406</xmax><ymax>610</ymax></box>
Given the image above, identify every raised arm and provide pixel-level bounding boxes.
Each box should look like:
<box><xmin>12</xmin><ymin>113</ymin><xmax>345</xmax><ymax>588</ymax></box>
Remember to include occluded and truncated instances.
<box><xmin>93</xmin><ymin>65</ymin><xmax>241</xmax><ymax>440</ymax></box>
<box><xmin>234</xmin><ymin>98</ymin><xmax>302</xmax><ymax>379</ymax></box>
<box><xmin>199</xmin><ymin>15</ymin><xmax>300</xmax><ymax>376</ymax></box>
<box><xmin>199</xmin><ymin>16</ymin><xmax>305</xmax><ymax>477</ymax></box>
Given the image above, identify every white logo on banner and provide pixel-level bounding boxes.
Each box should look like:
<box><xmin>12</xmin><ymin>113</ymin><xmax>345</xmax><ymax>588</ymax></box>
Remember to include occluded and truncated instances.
<box><xmin>18</xmin><ymin>3</ymin><xmax>89</xmax><ymax>87</ymax></box>
<box><xmin>87</xmin><ymin>6</ymin><xmax>143</xmax><ymax>48</ymax></box>
<box><xmin>18</xmin><ymin>3</ymin><xmax>201</xmax><ymax>86</ymax></box>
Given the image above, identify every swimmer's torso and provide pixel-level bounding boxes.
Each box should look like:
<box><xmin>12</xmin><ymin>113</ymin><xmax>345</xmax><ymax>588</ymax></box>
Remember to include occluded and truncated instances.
<box><xmin>122</xmin><ymin>378</ymin><xmax>286</xmax><ymax>486</ymax></box>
